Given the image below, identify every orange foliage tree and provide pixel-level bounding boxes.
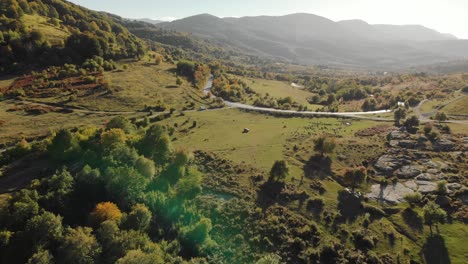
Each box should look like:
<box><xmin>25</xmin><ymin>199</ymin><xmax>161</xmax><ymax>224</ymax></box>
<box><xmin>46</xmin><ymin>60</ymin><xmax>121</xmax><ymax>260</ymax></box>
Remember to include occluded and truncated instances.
<box><xmin>89</xmin><ymin>202</ymin><xmax>122</xmax><ymax>225</ymax></box>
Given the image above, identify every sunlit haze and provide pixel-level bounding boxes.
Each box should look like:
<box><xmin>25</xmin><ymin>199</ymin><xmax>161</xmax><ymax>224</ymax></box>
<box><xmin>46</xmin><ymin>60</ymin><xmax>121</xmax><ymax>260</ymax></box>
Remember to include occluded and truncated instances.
<box><xmin>68</xmin><ymin>0</ymin><xmax>468</xmax><ymax>39</ymax></box>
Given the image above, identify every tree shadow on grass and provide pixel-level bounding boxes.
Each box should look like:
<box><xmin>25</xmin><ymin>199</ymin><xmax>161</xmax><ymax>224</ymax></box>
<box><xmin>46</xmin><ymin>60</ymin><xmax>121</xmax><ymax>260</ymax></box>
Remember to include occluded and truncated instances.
<box><xmin>337</xmin><ymin>190</ymin><xmax>362</xmax><ymax>223</ymax></box>
<box><xmin>255</xmin><ymin>180</ymin><xmax>285</xmax><ymax>211</ymax></box>
<box><xmin>303</xmin><ymin>155</ymin><xmax>332</xmax><ymax>180</ymax></box>
<box><xmin>402</xmin><ymin>208</ymin><xmax>423</xmax><ymax>232</ymax></box>
<box><xmin>422</xmin><ymin>234</ymin><xmax>450</xmax><ymax>264</ymax></box>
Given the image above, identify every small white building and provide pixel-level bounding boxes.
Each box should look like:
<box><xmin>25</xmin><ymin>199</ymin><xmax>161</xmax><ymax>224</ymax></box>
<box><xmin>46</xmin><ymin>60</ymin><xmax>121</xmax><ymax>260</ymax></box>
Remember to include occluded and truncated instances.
<box><xmin>397</xmin><ymin>102</ymin><xmax>405</xmax><ymax>107</ymax></box>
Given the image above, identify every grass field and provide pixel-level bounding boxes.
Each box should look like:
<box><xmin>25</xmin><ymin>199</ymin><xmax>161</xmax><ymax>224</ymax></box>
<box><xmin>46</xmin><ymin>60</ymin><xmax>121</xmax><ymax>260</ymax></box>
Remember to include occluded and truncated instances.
<box><xmin>441</xmin><ymin>95</ymin><xmax>468</xmax><ymax>116</ymax></box>
<box><xmin>67</xmin><ymin>61</ymin><xmax>209</xmax><ymax>111</ymax></box>
<box><xmin>3</xmin><ymin>60</ymin><xmax>210</xmax><ymax>113</ymax></box>
<box><xmin>22</xmin><ymin>14</ymin><xmax>70</xmax><ymax>46</ymax></box>
<box><xmin>238</xmin><ymin>76</ymin><xmax>319</xmax><ymax>107</ymax></box>
<box><xmin>159</xmin><ymin>109</ymin><xmax>385</xmax><ymax>176</ymax></box>
<box><xmin>0</xmin><ymin>99</ymin><xmax>142</xmax><ymax>145</ymax></box>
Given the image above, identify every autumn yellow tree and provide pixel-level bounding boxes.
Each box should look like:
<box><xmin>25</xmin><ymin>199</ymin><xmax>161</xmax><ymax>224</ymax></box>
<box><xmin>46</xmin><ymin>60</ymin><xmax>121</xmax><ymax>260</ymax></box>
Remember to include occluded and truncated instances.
<box><xmin>89</xmin><ymin>202</ymin><xmax>122</xmax><ymax>225</ymax></box>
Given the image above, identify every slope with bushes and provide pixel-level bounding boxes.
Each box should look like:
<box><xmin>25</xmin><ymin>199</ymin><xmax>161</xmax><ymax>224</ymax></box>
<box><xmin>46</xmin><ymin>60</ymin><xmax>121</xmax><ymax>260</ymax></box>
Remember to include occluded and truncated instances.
<box><xmin>0</xmin><ymin>0</ymin><xmax>144</xmax><ymax>73</ymax></box>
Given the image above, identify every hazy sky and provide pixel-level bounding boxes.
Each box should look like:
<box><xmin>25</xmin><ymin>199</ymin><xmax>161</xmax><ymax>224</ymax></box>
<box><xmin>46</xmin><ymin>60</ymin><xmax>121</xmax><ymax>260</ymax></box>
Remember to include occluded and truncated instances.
<box><xmin>68</xmin><ymin>0</ymin><xmax>468</xmax><ymax>39</ymax></box>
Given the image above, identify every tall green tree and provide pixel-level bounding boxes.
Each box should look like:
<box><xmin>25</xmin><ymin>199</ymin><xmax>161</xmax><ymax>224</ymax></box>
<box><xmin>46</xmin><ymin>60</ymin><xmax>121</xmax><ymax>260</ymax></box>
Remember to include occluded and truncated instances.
<box><xmin>57</xmin><ymin>227</ymin><xmax>102</xmax><ymax>264</ymax></box>
<box><xmin>404</xmin><ymin>116</ymin><xmax>420</xmax><ymax>134</ymax></box>
<box><xmin>48</xmin><ymin>129</ymin><xmax>79</xmax><ymax>161</ymax></box>
<box><xmin>394</xmin><ymin>107</ymin><xmax>407</xmax><ymax>126</ymax></box>
<box><xmin>343</xmin><ymin>167</ymin><xmax>367</xmax><ymax>192</ymax></box>
<box><xmin>140</xmin><ymin>125</ymin><xmax>172</xmax><ymax>166</ymax></box>
<box><xmin>26</xmin><ymin>249</ymin><xmax>54</xmax><ymax>264</ymax></box>
<box><xmin>434</xmin><ymin>112</ymin><xmax>448</xmax><ymax>122</ymax></box>
<box><xmin>313</xmin><ymin>135</ymin><xmax>336</xmax><ymax>157</ymax></box>
<box><xmin>123</xmin><ymin>204</ymin><xmax>152</xmax><ymax>232</ymax></box>
<box><xmin>25</xmin><ymin>212</ymin><xmax>63</xmax><ymax>248</ymax></box>
<box><xmin>423</xmin><ymin>202</ymin><xmax>447</xmax><ymax>235</ymax></box>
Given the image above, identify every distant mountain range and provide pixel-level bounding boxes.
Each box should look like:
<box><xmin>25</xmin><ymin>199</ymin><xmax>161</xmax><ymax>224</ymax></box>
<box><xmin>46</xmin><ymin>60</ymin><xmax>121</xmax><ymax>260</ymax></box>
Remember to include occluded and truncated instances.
<box><xmin>155</xmin><ymin>13</ymin><xmax>468</xmax><ymax>69</ymax></box>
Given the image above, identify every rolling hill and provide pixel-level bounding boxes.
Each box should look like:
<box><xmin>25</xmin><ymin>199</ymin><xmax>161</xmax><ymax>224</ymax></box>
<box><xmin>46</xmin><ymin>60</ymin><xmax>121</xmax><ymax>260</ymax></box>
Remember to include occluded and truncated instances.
<box><xmin>158</xmin><ymin>13</ymin><xmax>468</xmax><ymax>69</ymax></box>
<box><xmin>0</xmin><ymin>0</ymin><xmax>144</xmax><ymax>72</ymax></box>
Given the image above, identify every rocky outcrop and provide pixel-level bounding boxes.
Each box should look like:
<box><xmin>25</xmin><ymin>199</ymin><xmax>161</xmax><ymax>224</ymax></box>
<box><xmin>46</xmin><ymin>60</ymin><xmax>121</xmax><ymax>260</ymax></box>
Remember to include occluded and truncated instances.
<box><xmin>388</xmin><ymin>131</ymin><xmax>408</xmax><ymax>140</ymax></box>
<box><xmin>415</xmin><ymin>173</ymin><xmax>445</xmax><ymax>181</ymax></box>
<box><xmin>367</xmin><ymin>180</ymin><xmax>438</xmax><ymax>204</ymax></box>
<box><xmin>433</xmin><ymin>139</ymin><xmax>456</xmax><ymax>152</ymax></box>
<box><xmin>396</xmin><ymin>165</ymin><xmax>423</xmax><ymax>179</ymax></box>
<box><xmin>374</xmin><ymin>154</ymin><xmax>411</xmax><ymax>175</ymax></box>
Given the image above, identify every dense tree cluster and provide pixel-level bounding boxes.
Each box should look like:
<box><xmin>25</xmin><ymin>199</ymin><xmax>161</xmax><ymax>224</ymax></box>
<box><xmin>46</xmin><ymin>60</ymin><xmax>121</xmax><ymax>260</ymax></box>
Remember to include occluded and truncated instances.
<box><xmin>210</xmin><ymin>74</ymin><xmax>255</xmax><ymax>102</ymax></box>
<box><xmin>0</xmin><ymin>0</ymin><xmax>144</xmax><ymax>72</ymax></box>
<box><xmin>176</xmin><ymin>60</ymin><xmax>211</xmax><ymax>89</ymax></box>
<box><xmin>0</xmin><ymin>117</ymin><xmax>213</xmax><ymax>263</ymax></box>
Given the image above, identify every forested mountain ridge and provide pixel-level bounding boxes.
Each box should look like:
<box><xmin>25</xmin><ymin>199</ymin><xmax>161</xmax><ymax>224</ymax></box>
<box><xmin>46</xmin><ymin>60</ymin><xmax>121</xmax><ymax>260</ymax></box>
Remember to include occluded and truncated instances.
<box><xmin>159</xmin><ymin>13</ymin><xmax>468</xmax><ymax>69</ymax></box>
<box><xmin>0</xmin><ymin>0</ymin><xmax>145</xmax><ymax>73</ymax></box>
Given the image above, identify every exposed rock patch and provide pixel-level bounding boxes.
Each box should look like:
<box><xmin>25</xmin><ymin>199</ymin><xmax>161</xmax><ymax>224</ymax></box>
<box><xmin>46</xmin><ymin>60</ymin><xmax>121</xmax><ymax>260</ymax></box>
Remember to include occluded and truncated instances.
<box><xmin>367</xmin><ymin>180</ymin><xmax>438</xmax><ymax>204</ymax></box>
<box><xmin>432</xmin><ymin>138</ymin><xmax>456</xmax><ymax>152</ymax></box>
<box><xmin>374</xmin><ymin>154</ymin><xmax>411</xmax><ymax>175</ymax></box>
<box><xmin>396</xmin><ymin>165</ymin><xmax>423</xmax><ymax>179</ymax></box>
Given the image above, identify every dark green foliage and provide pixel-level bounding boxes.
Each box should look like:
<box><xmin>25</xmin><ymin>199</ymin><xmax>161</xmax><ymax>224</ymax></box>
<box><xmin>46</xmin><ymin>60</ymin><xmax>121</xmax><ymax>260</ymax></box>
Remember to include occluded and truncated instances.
<box><xmin>404</xmin><ymin>116</ymin><xmax>420</xmax><ymax>134</ymax></box>
<box><xmin>352</xmin><ymin>230</ymin><xmax>376</xmax><ymax>251</ymax></box>
<box><xmin>139</xmin><ymin>125</ymin><xmax>172</xmax><ymax>166</ymax></box>
<box><xmin>123</xmin><ymin>204</ymin><xmax>152</xmax><ymax>232</ymax></box>
<box><xmin>37</xmin><ymin>168</ymin><xmax>74</xmax><ymax>213</ymax></box>
<box><xmin>394</xmin><ymin>107</ymin><xmax>407</xmax><ymax>126</ymax></box>
<box><xmin>180</xmin><ymin>218</ymin><xmax>213</xmax><ymax>256</ymax></box>
<box><xmin>306</xmin><ymin>198</ymin><xmax>325</xmax><ymax>214</ymax></box>
<box><xmin>176</xmin><ymin>60</ymin><xmax>196</xmax><ymax>77</ymax></box>
<box><xmin>106</xmin><ymin>116</ymin><xmax>134</xmax><ymax>134</ymax></box>
<box><xmin>313</xmin><ymin>135</ymin><xmax>336</xmax><ymax>157</ymax></box>
<box><xmin>0</xmin><ymin>121</ymin><xmax>214</xmax><ymax>262</ymax></box>
<box><xmin>48</xmin><ymin>129</ymin><xmax>80</xmax><ymax>161</ymax></box>
<box><xmin>104</xmin><ymin>166</ymin><xmax>149</xmax><ymax>204</ymax></box>
<box><xmin>65</xmin><ymin>33</ymin><xmax>104</xmax><ymax>62</ymax></box>
<box><xmin>25</xmin><ymin>211</ymin><xmax>63</xmax><ymax>248</ymax></box>
<box><xmin>337</xmin><ymin>190</ymin><xmax>363</xmax><ymax>221</ymax></box>
<box><xmin>434</xmin><ymin>112</ymin><xmax>448</xmax><ymax>122</ymax></box>
<box><xmin>57</xmin><ymin>227</ymin><xmax>101</xmax><ymax>264</ymax></box>
<box><xmin>362</xmin><ymin>98</ymin><xmax>377</xmax><ymax>111</ymax></box>
<box><xmin>1</xmin><ymin>189</ymin><xmax>40</xmax><ymax>229</ymax></box>
<box><xmin>0</xmin><ymin>0</ymin><xmax>145</xmax><ymax>73</ymax></box>
<box><xmin>343</xmin><ymin>167</ymin><xmax>367</xmax><ymax>191</ymax></box>
<box><xmin>26</xmin><ymin>249</ymin><xmax>54</xmax><ymax>264</ymax></box>
<box><xmin>423</xmin><ymin>202</ymin><xmax>447</xmax><ymax>235</ymax></box>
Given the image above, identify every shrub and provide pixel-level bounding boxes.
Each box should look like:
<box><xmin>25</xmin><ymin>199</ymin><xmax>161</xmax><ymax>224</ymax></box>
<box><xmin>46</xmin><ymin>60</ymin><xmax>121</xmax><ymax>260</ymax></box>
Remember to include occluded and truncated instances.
<box><xmin>363</xmin><ymin>204</ymin><xmax>386</xmax><ymax>218</ymax></box>
<box><xmin>404</xmin><ymin>192</ymin><xmax>423</xmax><ymax>207</ymax></box>
<box><xmin>423</xmin><ymin>123</ymin><xmax>433</xmax><ymax>135</ymax></box>
<box><xmin>436</xmin><ymin>181</ymin><xmax>447</xmax><ymax>195</ymax></box>
<box><xmin>352</xmin><ymin>230</ymin><xmax>375</xmax><ymax>251</ymax></box>
<box><xmin>307</xmin><ymin>198</ymin><xmax>325</xmax><ymax>213</ymax></box>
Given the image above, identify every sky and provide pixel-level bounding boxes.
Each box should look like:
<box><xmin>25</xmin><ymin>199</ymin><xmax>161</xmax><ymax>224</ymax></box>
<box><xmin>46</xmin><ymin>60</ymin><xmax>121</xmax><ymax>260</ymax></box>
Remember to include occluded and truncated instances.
<box><xmin>68</xmin><ymin>0</ymin><xmax>468</xmax><ymax>39</ymax></box>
